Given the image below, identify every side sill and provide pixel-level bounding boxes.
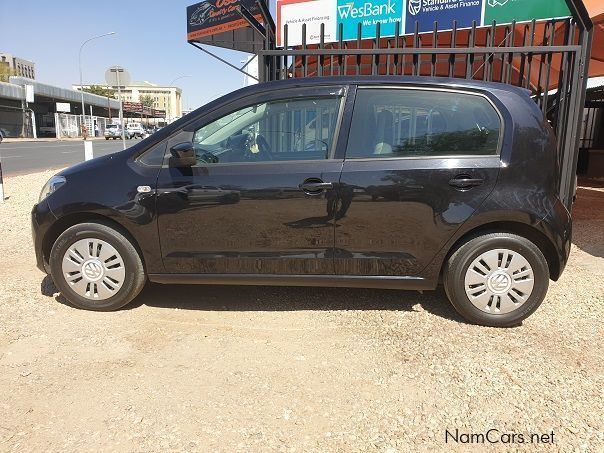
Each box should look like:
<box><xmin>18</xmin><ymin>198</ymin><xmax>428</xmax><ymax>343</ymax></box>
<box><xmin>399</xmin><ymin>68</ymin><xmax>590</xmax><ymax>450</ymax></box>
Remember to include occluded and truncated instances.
<box><xmin>147</xmin><ymin>274</ymin><xmax>435</xmax><ymax>290</ymax></box>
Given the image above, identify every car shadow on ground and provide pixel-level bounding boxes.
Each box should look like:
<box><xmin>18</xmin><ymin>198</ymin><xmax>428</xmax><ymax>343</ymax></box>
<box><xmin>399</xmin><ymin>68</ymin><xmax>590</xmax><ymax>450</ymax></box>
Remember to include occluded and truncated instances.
<box><xmin>572</xmin><ymin>186</ymin><xmax>604</xmax><ymax>259</ymax></box>
<box><xmin>40</xmin><ymin>275</ymin><xmax>465</xmax><ymax>324</ymax></box>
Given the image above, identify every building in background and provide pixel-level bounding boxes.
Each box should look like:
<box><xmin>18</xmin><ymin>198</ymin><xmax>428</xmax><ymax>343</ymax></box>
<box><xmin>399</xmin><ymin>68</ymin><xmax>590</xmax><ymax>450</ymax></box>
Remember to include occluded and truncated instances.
<box><xmin>0</xmin><ymin>53</ymin><xmax>35</xmax><ymax>79</ymax></box>
<box><xmin>73</xmin><ymin>81</ymin><xmax>182</xmax><ymax>122</ymax></box>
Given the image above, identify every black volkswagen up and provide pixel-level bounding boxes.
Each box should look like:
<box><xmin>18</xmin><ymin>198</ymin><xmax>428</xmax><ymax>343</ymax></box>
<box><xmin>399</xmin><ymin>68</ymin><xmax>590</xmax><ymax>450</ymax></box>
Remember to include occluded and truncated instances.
<box><xmin>31</xmin><ymin>76</ymin><xmax>572</xmax><ymax>327</ymax></box>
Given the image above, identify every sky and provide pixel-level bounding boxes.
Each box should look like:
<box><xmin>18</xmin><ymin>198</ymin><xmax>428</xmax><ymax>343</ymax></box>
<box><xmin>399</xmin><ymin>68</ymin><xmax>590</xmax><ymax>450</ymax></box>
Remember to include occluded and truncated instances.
<box><xmin>0</xmin><ymin>0</ymin><xmax>274</xmax><ymax>110</ymax></box>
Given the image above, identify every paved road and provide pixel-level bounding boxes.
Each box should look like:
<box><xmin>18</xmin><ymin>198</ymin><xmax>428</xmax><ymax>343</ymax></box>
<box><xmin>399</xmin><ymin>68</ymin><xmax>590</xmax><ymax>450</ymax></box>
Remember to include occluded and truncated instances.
<box><xmin>0</xmin><ymin>140</ymin><xmax>140</xmax><ymax>176</ymax></box>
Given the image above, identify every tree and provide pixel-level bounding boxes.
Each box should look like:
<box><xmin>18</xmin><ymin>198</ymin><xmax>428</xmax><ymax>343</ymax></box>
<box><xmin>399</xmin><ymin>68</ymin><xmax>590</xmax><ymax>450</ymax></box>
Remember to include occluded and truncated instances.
<box><xmin>139</xmin><ymin>95</ymin><xmax>155</xmax><ymax>108</ymax></box>
<box><xmin>0</xmin><ymin>64</ymin><xmax>16</xmax><ymax>82</ymax></box>
<box><xmin>79</xmin><ymin>85</ymin><xmax>116</xmax><ymax>98</ymax></box>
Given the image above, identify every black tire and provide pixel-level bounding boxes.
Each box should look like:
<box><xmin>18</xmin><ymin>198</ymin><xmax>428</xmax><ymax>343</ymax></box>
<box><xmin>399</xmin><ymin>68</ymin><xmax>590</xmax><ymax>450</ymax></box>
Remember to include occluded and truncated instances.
<box><xmin>443</xmin><ymin>232</ymin><xmax>549</xmax><ymax>327</ymax></box>
<box><xmin>105</xmin><ymin>137</ymin><xmax>109</xmax><ymax>140</ymax></box>
<box><xmin>49</xmin><ymin>222</ymin><xmax>146</xmax><ymax>311</ymax></box>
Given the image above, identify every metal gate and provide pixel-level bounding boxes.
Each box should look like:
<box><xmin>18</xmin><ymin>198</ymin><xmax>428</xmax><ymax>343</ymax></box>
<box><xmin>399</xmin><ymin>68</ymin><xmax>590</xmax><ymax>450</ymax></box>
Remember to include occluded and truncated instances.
<box><xmin>255</xmin><ymin>1</ymin><xmax>592</xmax><ymax>209</ymax></box>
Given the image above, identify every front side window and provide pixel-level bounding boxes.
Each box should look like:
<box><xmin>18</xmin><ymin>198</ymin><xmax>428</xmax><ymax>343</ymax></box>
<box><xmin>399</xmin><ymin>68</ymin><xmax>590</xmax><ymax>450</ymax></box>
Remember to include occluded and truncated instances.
<box><xmin>346</xmin><ymin>88</ymin><xmax>501</xmax><ymax>159</ymax></box>
<box><xmin>191</xmin><ymin>96</ymin><xmax>342</xmax><ymax>164</ymax></box>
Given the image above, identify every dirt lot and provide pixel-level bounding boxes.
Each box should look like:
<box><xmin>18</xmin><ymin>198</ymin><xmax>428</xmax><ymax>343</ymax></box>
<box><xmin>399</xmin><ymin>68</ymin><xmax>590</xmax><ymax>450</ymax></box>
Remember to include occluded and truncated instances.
<box><xmin>0</xmin><ymin>170</ymin><xmax>602</xmax><ymax>452</ymax></box>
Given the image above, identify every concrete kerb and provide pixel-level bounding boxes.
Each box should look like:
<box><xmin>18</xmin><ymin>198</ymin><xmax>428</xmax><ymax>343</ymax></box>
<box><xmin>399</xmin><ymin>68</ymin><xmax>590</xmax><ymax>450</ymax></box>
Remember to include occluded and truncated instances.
<box><xmin>2</xmin><ymin>137</ymin><xmax>108</xmax><ymax>144</ymax></box>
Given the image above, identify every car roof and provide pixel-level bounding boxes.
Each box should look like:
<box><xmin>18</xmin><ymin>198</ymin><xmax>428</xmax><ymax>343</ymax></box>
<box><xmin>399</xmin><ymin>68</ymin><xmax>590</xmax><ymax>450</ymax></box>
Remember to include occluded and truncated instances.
<box><xmin>252</xmin><ymin>75</ymin><xmax>531</xmax><ymax>95</ymax></box>
<box><xmin>154</xmin><ymin>75</ymin><xmax>530</xmax><ymax>146</ymax></box>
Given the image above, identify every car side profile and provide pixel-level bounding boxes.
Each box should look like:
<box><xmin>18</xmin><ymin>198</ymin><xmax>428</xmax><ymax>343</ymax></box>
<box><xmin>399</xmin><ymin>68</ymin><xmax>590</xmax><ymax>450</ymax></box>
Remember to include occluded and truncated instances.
<box><xmin>31</xmin><ymin>76</ymin><xmax>572</xmax><ymax>327</ymax></box>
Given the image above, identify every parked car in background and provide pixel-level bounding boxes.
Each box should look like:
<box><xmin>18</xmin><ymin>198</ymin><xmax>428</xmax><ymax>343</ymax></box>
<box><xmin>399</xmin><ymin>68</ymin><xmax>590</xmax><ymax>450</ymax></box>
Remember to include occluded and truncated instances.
<box><xmin>126</xmin><ymin>122</ymin><xmax>145</xmax><ymax>139</ymax></box>
<box><xmin>39</xmin><ymin>125</ymin><xmax>57</xmax><ymax>137</ymax></box>
<box><xmin>32</xmin><ymin>76</ymin><xmax>572</xmax><ymax>327</ymax></box>
<box><xmin>0</xmin><ymin>127</ymin><xmax>9</xmax><ymax>141</ymax></box>
<box><xmin>104</xmin><ymin>124</ymin><xmax>130</xmax><ymax>140</ymax></box>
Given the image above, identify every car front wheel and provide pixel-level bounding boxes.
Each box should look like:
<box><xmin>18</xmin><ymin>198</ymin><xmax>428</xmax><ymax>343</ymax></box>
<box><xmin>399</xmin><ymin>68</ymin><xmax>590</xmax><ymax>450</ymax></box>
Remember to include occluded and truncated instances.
<box><xmin>443</xmin><ymin>232</ymin><xmax>549</xmax><ymax>327</ymax></box>
<box><xmin>49</xmin><ymin>222</ymin><xmax>146</xmax><ymax>311</ymax></box>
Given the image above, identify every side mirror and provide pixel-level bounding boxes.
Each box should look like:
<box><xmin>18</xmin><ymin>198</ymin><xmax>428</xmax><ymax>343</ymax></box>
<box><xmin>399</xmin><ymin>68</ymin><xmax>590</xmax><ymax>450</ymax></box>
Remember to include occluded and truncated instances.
<box><xmin>169</xmin><ymin>142</ymin><xmax>196</xmax><ymax>167</ymax></box>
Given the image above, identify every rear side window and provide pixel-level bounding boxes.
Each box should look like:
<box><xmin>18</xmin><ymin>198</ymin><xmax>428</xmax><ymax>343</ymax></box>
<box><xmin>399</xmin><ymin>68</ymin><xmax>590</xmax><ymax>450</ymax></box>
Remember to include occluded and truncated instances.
<box><xmin>345</xmin><ymin>88</ymin><xmax>501</xmax><ymax>159</ymax></box>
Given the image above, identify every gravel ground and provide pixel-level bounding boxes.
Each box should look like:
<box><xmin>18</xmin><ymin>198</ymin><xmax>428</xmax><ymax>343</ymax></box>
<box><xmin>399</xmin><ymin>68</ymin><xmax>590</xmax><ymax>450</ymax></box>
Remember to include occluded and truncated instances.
<box><xmin>0</xmin><ymin>170</ymin><xmax>602</xmax><ymax>452</ymax></box>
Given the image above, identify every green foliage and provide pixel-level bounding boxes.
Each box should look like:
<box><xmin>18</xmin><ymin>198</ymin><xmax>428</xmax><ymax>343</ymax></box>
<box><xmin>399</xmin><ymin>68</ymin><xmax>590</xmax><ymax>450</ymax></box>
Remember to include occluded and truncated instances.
<box><xmin>139</xmin><ymin>95</ymin><xmax>155</xmax><ymax>108</ymax></box>
<box><xmin>0</xmin><ymin>64</ymin><xmax>16</xmax><ymax>82</ymax></box>
<box><xmin>80</xmin><ymin>85</ymin><xmax>116</xmax><ymax>98</ymax></box>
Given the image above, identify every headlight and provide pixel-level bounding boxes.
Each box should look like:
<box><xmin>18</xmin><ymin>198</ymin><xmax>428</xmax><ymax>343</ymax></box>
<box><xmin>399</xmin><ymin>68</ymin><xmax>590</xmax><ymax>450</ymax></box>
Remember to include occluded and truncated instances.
<box><xmin>39</xmin><ymin>175</ymin><xmax>66</xmax><ymax>203</ymax></box>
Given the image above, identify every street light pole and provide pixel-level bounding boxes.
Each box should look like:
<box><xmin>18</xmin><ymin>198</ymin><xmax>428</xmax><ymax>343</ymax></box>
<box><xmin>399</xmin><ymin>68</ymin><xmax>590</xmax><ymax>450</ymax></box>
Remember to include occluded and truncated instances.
<box><xmin>78</xmin><ymin>32</ymin><xmax>116</xmax><ymax>137</ymax></box>
<box><xmin>167</xmin><ymin>75</ymin><xmax>191</xmax><ymax>124</ymax></box>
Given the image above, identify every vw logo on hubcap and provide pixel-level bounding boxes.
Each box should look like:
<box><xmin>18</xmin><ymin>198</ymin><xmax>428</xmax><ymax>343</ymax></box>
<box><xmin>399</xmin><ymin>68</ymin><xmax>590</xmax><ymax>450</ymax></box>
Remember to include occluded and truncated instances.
<box><xmin>82</xmin><ymin>260</ymin><xmax>104</xmax><ymax>281</ymax></box>
<box><xmin>487</xmin><ymin>271</ymin><xmax>512</xmax><ymax>294</ymax></box>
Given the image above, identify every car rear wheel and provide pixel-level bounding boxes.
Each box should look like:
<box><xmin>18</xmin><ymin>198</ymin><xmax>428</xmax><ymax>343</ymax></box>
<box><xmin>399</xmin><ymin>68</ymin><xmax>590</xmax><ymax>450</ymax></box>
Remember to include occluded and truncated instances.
<box><xmin>49</xmin><ymin>222</ymin><xmax>146</xmax><ymax>311</ymax></box>
<box><xmin>443</xmin><ymin>232</ymin><xmax>549</xmax><ymax>327</ymax></box>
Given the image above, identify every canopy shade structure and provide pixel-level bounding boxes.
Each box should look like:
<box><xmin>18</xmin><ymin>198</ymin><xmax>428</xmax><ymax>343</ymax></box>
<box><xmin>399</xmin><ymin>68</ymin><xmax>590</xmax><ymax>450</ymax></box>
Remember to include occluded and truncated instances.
<box><xmin>584</xmin><ymin>0</ymin><xmax>604</xmax><ymax>78</ymax></box>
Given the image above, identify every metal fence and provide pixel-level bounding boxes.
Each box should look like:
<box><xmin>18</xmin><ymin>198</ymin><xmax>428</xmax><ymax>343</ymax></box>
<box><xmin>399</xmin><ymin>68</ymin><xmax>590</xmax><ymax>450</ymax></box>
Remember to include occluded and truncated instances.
<box><xmin>255</xmin><ymin>3</ymin><xmax>592</xmax><ymax>208</ymax></box>
<box><xmin>0</xmin><ymin>107</ymin><xmax>33</xmax><ymax>138</ymax></box>
<box><xmin>55</xmin><ymin>113</ymin><xmax>110</xmax><ymax>138</ymax></box>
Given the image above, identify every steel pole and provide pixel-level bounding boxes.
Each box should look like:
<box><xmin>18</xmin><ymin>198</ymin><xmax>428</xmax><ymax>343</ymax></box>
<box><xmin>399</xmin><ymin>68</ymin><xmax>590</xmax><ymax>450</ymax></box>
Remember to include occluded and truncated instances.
<box><xmin>168</xmin><ymin>75</ymin><xmax>191</xmax><ymax>123</ymax></box>
<box><xmin>78</xmin><ymin>32</ymin><xmax>116</xmax><ymax>139</ymax></box>
<box><xmin>115</xmin><ymin>67</ymin><xmax>126</xmax><ymax>150</ymax></box>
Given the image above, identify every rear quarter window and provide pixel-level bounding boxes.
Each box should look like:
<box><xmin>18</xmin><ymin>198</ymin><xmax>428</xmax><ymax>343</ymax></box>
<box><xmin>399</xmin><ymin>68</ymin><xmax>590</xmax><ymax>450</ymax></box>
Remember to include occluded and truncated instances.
<box><xmin>346</xmin><ymin>88</ymin><xmax>502</xmax><ymax>159</ymax></box>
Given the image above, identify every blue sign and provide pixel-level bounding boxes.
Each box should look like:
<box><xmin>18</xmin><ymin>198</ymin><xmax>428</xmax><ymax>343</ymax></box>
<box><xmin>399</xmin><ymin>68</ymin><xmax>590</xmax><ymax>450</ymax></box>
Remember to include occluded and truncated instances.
<box><xmin>337</xmin><ymin>0</ymin><xmax>404</xmax><ymax>41</ymax></box>
<box><xmin>405</xmin><ymin>0</ymin><xmax>483</xmax><ymax>34</ymax></box>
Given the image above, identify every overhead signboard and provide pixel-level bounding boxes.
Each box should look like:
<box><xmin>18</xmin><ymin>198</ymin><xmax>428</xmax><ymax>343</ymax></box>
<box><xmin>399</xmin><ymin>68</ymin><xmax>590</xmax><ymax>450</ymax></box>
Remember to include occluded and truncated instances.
<box><xmin>337</xmin><ymin>0</ymin><xmax>403</xmax><ymax>41</ymax></box>
<box><xmin>484</xmin><ymin>0</ymin><xmax>572</xmax><ymax>25</ymax></box>
<box><xmin>406</xmin><ymin>0</ymin><xmax>483</xmax><ymax>33</ymax></box>
<box><xmin>105</xmin><ymin>66</ymin><xmax>131</xmax><ymax>88</ymax></box>
<box><xmin>25</xmin><ymin>84</ymin><xmax>34</xmax><ymax>103</ymax></box>
<box><xmin>122</xmin><ymin>102</ymin><xmax>166</xmax><ymax>118</ymax></box>
<box><xmin>277</xmin><ymin>0</ymin><xmax>571</xmax><ymax>46</ymax></box>
<box><xmin>56</xmin><ymin>102</ymin><xmax>71</xmax><ymax>113</ymax></box>
<box><xmin>277</xmin><ymin>0</ymin><xmax>336</xmax><ymax>47</ymax></box>
<box><xmin>187</xmin><ymin>0</ymin><xmax>266</xmax><ymax>52</ymax></box>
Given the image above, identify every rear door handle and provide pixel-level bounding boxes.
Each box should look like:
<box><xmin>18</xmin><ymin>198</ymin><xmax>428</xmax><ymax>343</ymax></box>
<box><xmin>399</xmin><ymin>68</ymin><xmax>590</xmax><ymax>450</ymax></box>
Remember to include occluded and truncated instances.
<box><xmin>299</xmin><ymin>181</ymin><xmax>334</xmax><ymax>193</ymax></box>
<box><xmin>448</xmin><ymin>178</ymin><xmax>484</xmax><ymax>189</ymax></box>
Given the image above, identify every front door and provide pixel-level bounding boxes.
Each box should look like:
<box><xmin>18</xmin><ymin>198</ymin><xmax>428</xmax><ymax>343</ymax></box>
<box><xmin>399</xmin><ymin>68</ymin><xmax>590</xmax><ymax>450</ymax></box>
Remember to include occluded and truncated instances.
<box><xmin>156</xmin><ymin>88</ymin><xmax>347</xmax><ymax>274</ymax></box>
<box><xmin>334</xmin><ymin>86</ymin><xmax>503</xmax><ymax>276</ymax></box>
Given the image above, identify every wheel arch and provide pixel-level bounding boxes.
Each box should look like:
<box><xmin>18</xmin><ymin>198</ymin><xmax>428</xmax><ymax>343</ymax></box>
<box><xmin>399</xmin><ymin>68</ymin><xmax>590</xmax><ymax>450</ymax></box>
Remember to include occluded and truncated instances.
<box><xmin>441</xmin><ymin>221</ymin><xmax>561</xmax><ymax>281</ymax></box>
<box><xmin>42</xmin><ymin>212</ymin><xmax>146</xmax><ymax>273</ymax></box>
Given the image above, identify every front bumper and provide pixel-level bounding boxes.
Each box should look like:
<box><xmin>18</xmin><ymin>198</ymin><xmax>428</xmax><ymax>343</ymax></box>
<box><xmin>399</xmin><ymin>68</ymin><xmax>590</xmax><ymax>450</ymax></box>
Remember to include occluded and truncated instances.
<box><xmin>31</xmin><ymin>200</ymin><xmax>56</xmax><ymax>274</ymax></box>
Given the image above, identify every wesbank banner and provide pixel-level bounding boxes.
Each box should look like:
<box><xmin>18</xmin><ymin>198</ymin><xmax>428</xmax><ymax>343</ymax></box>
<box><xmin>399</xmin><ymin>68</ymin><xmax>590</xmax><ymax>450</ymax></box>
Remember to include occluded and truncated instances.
<box><xmin>337</xmin><ymin>0</ymin><xmax>404</xmax><ymax>40</ymax></box>
<box><xmin>277</xmin><ymin>0</ymin><xmax>571</xmax><ymax>46</ymax></box>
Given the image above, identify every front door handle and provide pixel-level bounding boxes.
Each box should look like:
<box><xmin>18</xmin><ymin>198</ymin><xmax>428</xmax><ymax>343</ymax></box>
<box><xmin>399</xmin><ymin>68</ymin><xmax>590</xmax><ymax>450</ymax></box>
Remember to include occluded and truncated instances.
<box><xmin>299</xmin><ymin>180</ymin><xmax>334</xmax><ymax>193</ymax></box>
<box><xmin>449</xmin><ymin>178</ymin><xmax>484</xmax><ymax>189</ymax></box>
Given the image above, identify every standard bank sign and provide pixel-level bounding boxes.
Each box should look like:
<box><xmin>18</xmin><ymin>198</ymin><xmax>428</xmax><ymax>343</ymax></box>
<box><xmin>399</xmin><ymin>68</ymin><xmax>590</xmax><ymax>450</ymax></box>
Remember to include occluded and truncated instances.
<box><xmin>405</xmin><ymin>0</ymin><xmax>483</xmax><ymax>33</ymax></box>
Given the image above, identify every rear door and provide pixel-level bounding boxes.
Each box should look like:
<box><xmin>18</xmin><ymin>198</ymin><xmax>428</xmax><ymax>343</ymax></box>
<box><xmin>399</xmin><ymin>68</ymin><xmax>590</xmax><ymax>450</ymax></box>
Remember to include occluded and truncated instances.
<box><xmin>334</xmin><ymin>86</ymin><xmax>503</xmax><ymax>276</ymax></box>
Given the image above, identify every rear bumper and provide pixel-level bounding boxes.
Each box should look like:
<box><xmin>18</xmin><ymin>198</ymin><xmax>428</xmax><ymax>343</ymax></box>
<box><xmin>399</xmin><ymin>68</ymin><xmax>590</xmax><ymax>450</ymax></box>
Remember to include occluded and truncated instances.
<box><xmin>540</xmin><ymin>197</ymin><xmax>572</xmax><ymax>280</ymax></box>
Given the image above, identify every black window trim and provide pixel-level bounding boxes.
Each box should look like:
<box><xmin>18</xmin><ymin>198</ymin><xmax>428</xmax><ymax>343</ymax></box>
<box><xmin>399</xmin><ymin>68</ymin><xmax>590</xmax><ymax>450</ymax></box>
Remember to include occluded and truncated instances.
<box><xmin>135</xmin><ymin>85</ymin><xmax>349</xmax><ymax>168</ymax></box>
<box><xmin>344</xmin><ymin>85</ymin><xmax>505</xmax><ymax>161</ymax></box>
<box><xmin>186</xmin><ymin>94</ymin><xmax>348</xmax><ymax>166</ymax></box>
